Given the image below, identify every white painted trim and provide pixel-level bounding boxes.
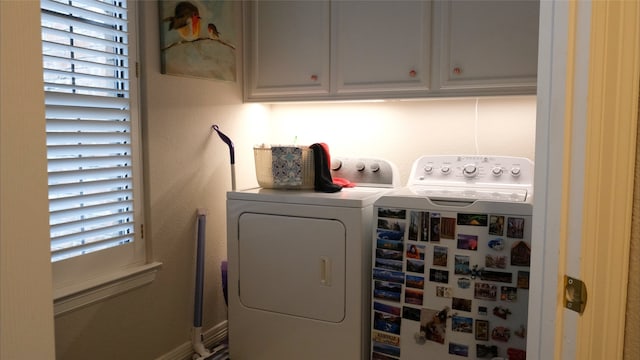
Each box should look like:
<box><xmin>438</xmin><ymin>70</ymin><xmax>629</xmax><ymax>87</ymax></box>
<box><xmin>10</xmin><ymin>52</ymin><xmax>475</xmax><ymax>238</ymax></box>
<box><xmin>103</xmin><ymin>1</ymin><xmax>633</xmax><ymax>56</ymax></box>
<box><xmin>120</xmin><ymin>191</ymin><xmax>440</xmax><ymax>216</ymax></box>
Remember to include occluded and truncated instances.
<box><xmin>54</xmin><ymin>261</ymin><xmax>163</xmax><ymax>316</ymax></box>
<box><xmin>564</xmin><ymin>2</ymin><xmax>593</xmax><ymax>359</ymax></box>
<box><xmin>530</xmin><ymin>0</ymin><xmax>570</xmax><ymax>359</ymax></box>
<box><xmin>155</xmin><ymin>321</ymin><xmax>228</xmax><ymax>360</ymax></box>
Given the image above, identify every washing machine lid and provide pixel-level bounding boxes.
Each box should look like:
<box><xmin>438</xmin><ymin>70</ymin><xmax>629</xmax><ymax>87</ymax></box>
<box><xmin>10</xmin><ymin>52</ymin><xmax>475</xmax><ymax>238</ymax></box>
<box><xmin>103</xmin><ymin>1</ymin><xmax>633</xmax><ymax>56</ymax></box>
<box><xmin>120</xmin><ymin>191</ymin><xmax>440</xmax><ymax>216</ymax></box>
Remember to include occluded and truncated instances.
<box><xmin>374</xmin><ymin>187</ymin><xmax>533</xmax><ymax>215</ymax></box>
<box><xmin>228</xmin><ymin>187</ymin><xmax>392</xmax><ymax>207</ymax></box>
<box><xmin>409</xmin><ymin>185</ymin><xmax>529</xmax><ymax>202</ymax></box>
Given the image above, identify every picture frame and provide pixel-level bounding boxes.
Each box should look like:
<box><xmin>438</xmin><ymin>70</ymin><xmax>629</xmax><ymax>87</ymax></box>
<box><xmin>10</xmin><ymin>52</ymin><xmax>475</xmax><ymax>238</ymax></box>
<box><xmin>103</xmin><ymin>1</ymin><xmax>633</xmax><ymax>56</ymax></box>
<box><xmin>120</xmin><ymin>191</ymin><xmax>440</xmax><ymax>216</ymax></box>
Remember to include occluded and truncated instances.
<box><xmin>158</xmin><ymin>0</ymin><xmax>237</xmax><ymax>81</ymax></box>
<box><xmin>475</xmin><ymin>319</ymin><xmax>490</xmax><ymax>341</ymax></box>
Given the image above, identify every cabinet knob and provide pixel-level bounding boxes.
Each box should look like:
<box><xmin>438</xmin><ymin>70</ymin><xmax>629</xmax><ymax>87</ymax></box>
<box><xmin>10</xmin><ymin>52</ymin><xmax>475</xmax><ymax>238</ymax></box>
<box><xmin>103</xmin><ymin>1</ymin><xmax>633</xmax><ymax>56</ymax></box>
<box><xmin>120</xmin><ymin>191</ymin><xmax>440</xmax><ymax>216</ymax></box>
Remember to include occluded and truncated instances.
<box><xmin>310</xmin><ymin>74</ymin><xmax>318</xmax><ymax>81</ymax></box>
<box><xmin>453</xmin><ymin>67</ymin><xmax>462</xmax><ymax>75</ymax></box>
<box><xmin>409</xmin><ymin>70</ymin><xmax>417</xmax><ymax>78</ymax></box>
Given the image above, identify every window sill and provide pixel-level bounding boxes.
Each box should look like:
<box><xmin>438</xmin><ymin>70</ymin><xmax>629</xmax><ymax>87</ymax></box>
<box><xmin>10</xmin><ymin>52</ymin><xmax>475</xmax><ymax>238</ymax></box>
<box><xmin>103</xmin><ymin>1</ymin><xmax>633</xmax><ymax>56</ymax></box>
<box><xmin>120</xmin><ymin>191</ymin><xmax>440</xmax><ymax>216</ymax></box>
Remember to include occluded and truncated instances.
<box><xmin>53</xmin><ymin>261</ymin><xmax>163</xmax><ymax>316</ymax></box>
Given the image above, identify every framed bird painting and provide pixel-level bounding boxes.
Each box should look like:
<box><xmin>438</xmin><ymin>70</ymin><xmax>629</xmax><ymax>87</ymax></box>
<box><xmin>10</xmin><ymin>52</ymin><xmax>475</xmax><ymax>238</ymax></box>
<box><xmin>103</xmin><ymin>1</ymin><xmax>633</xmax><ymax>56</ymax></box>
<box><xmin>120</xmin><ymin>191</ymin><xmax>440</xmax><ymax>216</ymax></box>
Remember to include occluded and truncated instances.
<box><xmin>159</xmin><ymin>0</ymin><xmax>237</xmax><ymax>81</ymax></box>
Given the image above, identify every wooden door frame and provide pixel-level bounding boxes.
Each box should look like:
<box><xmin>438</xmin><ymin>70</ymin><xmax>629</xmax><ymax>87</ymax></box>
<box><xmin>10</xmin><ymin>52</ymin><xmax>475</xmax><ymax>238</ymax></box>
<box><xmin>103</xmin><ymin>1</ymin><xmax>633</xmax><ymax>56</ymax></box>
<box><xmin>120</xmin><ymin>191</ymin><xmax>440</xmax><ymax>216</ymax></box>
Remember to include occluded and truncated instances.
<box><xmin>534</xmin><ymin>0</ymin><xmax>640</xmax><ymax>359</ymax></box>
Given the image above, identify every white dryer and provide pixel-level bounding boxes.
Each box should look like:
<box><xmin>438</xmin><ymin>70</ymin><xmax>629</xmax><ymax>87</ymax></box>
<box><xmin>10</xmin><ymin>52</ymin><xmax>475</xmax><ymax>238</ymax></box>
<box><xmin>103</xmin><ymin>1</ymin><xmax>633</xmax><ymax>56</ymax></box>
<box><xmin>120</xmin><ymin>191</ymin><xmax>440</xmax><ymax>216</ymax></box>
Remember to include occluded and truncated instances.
<box><xmin>227</xmin><ymin>157</ymin><xmax>399</xmax><ymax>360</ymax></box>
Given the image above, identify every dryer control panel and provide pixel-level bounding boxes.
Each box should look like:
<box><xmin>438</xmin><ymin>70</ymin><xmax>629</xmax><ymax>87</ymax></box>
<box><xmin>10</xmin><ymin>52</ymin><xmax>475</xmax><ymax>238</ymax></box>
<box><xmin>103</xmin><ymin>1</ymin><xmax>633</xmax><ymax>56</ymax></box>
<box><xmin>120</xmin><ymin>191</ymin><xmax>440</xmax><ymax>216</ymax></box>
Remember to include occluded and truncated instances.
<box><xmin>408</xmin><ymin>155</ymin><xmax>534</xmax><ymax>202</ymax></box>
<box><xmin>331</xmin><ymin>157</ymin><xmax>400</xmax><ymax>188</ymax></box>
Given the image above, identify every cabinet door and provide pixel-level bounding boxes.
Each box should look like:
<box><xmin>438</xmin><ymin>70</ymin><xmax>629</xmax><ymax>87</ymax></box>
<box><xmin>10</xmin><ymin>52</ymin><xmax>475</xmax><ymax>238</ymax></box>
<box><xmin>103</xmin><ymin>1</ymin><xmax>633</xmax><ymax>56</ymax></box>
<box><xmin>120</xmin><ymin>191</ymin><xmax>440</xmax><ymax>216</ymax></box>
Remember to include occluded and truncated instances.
<box><xmin>436</xmin><ymin>0</ymin><xmax>539</xmax><ymax>93</ymax></box>
<box><xmin>333</xmin><ymin>1</ymin><xmax>431</xmax><ymax>96</ymax></box>
<box><xmin>244</xmin><ymin>0</ymin><xmax>330</xmax><ymax>100</ymax></box>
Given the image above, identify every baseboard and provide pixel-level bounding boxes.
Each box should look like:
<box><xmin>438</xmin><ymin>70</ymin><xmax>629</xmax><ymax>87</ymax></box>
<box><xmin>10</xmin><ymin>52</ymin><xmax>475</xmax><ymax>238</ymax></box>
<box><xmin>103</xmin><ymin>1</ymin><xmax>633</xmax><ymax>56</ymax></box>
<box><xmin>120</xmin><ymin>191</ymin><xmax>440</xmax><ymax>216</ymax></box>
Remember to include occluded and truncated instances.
<box><xmin>155</xmin><ymin>320</ymin><xmax>228</xmax><ymax>360</ymax></box>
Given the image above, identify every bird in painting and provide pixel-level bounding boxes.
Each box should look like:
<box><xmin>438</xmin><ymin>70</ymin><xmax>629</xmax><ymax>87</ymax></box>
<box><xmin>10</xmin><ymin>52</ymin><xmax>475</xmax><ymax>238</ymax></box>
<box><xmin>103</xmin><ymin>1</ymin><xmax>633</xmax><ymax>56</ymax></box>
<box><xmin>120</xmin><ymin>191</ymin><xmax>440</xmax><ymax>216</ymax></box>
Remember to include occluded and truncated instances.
<box><xmin>208</xmin><ymin>22</ymin><xmax>236</xmax><ymax>50</ymax></box>
<box><xmin>165</xmin><ymin>1</ymin><xmax>201</xmax><ymax>41</ymax></box>
<box><xmin>207</xmin><ymin>23</ymin><xmax>220</xmax><ymax>40</ymax></box>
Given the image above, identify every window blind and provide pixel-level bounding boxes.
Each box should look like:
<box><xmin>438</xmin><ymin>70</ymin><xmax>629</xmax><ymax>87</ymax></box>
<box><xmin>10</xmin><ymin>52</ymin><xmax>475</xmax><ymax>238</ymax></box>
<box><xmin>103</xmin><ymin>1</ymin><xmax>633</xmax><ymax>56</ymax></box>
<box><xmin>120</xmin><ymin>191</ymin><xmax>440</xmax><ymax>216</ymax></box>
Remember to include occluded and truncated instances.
<box><xmin>41</xmin><ymin>0</ymin><xmax>137</xmax><ymax>262</ymax></box>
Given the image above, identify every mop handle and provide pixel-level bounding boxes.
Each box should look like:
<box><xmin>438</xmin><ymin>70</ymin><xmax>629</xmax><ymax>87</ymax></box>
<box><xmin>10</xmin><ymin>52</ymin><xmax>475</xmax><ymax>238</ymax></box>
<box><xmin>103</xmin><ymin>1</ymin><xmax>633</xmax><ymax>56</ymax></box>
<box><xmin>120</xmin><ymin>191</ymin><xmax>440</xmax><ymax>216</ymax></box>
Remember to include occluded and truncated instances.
<box><xmin>212</xmin><ymin>125</ymin><xmax>236</xmax><ymax>191</ymax></box>
<box><xmin>212</xmin><ymin>125</ymin><xmax>235</xmax><ymax>165</ymax></box>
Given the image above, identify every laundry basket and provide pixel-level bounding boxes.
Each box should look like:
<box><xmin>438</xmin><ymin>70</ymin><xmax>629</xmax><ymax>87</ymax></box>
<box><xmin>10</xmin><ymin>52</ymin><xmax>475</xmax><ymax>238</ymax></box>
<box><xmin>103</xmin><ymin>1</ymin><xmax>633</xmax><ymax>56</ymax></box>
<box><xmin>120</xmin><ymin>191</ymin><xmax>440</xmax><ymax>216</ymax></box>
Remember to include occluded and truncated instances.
<box><xmin>254</xmin><ymin>145</ymin><xmax>315</xmax><ymax>189</ymax></box>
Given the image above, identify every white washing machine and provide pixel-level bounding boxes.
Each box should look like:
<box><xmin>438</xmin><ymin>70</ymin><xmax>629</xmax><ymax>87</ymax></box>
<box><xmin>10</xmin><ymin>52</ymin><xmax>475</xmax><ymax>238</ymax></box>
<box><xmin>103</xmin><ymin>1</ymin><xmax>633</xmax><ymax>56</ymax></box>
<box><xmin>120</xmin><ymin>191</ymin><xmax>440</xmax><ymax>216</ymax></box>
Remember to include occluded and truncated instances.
<box><xmin>369</xmin><ymin>155</ymin><xmax>534</xmax><ymax>360</ymax></box>
<box><xmin>227</xmin><ymin>157</ymin><xmax>399</xmax><ymax>360</ymax></box>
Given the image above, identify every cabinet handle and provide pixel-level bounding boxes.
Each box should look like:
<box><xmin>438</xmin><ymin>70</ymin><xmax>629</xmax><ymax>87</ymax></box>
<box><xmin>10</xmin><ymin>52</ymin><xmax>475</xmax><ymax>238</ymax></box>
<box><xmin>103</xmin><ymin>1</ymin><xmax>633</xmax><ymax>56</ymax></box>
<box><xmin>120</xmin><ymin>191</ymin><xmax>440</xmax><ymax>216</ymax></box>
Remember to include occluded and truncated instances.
<box><xmin>453</xmin><ymin>67</ymin><xmax>463</xmax><ymax>75</ymax></box>
<box><xmin>409</xmin><ymin>70</ymin><xmax>417</xmax><ymax>78</ymax></box>
<box><xmin>310</xmin><ymin>74</ymin><xmax>318</xmax><ymax>81</ymax></box>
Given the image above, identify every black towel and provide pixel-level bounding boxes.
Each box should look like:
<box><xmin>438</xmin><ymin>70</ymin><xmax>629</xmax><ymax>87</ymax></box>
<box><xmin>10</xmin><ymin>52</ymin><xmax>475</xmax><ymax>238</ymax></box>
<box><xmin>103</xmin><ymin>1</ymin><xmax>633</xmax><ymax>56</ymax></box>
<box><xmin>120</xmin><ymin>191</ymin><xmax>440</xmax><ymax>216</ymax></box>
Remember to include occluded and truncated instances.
<box><xmin>310</xmin><ymin>143</ymin><xmax>342</xmax><ymax>193</ymax></box>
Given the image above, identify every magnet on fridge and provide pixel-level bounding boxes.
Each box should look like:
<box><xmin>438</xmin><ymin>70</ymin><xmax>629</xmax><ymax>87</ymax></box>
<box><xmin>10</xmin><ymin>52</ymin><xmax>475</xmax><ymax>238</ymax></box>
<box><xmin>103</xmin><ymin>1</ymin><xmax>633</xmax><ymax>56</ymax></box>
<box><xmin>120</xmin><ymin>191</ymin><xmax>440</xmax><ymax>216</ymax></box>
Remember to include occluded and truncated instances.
<box><xmin>488</xmin><ymin>238</ymin><xmax>505</xmax><ymax>251</ymax></box>
<box><xmin>475</xmin><ymin>319</ymin><xmax>490</xmax><ymax>341</ymax></box>
<box><xmin>440</xmin><ymin>217</ymin><xmax>456</xmax><ymax>239</ymax></box>
<box><xmin>507</xmin><ymin>217</ymin><xmax>525</xmax><ymax>238</ymax></box>
<box><xmin>510</xmin><ymin>241</ymin><xmax>531</xmax><ymax>266</ymax></box>
<box><xmin>402</xmin><ymin>306</ymin><xmax>421</xmax><ymax>321</ymax></box>
<box><xmin>493</xmin><ymin>306</ymin><xmax>512</xmax><ymax>319</ymax></box>
<box><xmin>433</xmin><ymin>246</ymin><xmax>448</xmax><ymax>266</ymax></box>
<box><xmin>489</xmin><ymin>215</ymin><xmax>505</xmax><ymax>236</ymax></box>
<box><xmin>507</xmin><ymin>348</ymin><xmax>527</xmax><ymax>360</ymax></box>
<box><xmin>454</xmin><ymin>255</ymin><xmax>471</xmax><ymax>275</ymax></box>
<box><xmin>413</xmin><ymin>331</ymin><xmax>426</xmax><ymax>345</ymax></box>
<box><xmin>436</xmin><ymin>286</ymin><xmax>452</xmax><ymax>298</ymax></box>
<box><xmin>500</xmin><ymin>286</ymin><xmax>518</xmax><ymax>302</ymax></box>
<box><xmin>448</xmin><ymin>342</ymin><xmax>469</xmax><ymax>357</ymax></box>
<box><xmin>430</xmin><ymin>214</ymin><xmax>441</xmax><ymax>242</ymax></box>
<box><xmin>408</xmin><ymin>211</ymin><xmax>420</xmax><ymax>241</ymax></box>
<box><xmin>476</xmin><ymin>344</ymin><xmax>498</xmax><ymax>358</ymax></box>
<box><xmin>457</xmin><ymin>213</ymin><xmax>488</xmax><ymax>226</ymax></box>
<box><xmin>419</xmin><ymin>307</ymin><xmax>448</xmax><ymax>344</ymax></box>
<box><xmin>421</xmin><ymin>212</ymin><xmax>430</xmax><ymax>241</ymax></box>
<box><xmin>491</xmin><ymin>326</ymin><xmax>511</xmax><ymax>342</ymax></box>
<box><xmin>457</xmin><ymin>277</ymin><xmax>471</xmax><ymax>289</ymax></box>
<box><xmin>517</xmin><ymin>271</ymin><xmax>530</xmax><ymax>289</ymax></box>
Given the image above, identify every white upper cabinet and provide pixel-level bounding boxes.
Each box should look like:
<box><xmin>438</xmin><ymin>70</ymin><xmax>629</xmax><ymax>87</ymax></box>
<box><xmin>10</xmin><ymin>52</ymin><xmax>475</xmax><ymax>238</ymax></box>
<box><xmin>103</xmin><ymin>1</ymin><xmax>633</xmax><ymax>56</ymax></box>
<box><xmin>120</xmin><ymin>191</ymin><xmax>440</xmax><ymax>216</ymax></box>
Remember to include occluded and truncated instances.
<box><xmin>244</xmin><ymin>0</ymin><xmax>330</xmax><ymax>100</ymax></box>
<box><xmin>333</xmin><ymin>1</ymin><xmax>431</xmax><ymax>96</ymax></box>
<box><xmin>434</xmin><ymin>0</ymin><xmax>539</xmax><ymax>94</ymax></box>
<box><xmin>243</xmin><ymin>0</ymin><xmax>540</xmax><ymax>102</ymax></box>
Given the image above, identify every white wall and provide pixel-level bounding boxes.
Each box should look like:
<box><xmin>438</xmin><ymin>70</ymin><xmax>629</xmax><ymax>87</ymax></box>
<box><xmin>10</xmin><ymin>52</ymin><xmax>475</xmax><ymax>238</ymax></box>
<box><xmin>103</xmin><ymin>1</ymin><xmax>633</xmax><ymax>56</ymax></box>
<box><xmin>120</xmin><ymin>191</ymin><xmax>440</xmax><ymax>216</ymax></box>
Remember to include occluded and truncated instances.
<box><xmin>268</xmin><ymin>96</ymin><xmax>536</xmax><ymax>184</ymax></box>
<box><xmin>51</xmin><ymin>2</ymin><xmax>536</xmax><ymax>360</ymax></box>
<box><xmin>0</xmin><ymin>1</ymin><xmax>57</xmax><ymax>359</ymax></box>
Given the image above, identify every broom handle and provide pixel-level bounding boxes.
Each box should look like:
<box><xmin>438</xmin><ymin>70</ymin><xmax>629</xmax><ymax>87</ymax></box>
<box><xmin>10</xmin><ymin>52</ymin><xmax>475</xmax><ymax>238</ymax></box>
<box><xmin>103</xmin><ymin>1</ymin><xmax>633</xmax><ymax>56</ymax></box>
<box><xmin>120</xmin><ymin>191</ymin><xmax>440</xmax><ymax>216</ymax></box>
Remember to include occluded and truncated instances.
<box><xmin>194</xmin><ymin>210</ymin><xmax>206</xmax><ymax>328</ymax></box>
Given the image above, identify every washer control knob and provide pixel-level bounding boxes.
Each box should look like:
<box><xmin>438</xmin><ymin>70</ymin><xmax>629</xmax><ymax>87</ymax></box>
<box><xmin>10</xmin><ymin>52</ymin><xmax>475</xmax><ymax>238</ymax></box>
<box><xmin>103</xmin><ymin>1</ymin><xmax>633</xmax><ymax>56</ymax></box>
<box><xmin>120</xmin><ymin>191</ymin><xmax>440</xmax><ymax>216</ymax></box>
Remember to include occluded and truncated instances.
<box><xmin>440</xmin><ymin>166</ymin><xmax>451</xmax><ymax>175</ymax></box>
<box><xmin>462</xmin><ymin>164</ymin><xmax>478</xmax><ymax>178</ymax></box>
<box><xmin>510</xmin><ymin>167</ymin><xmax>522</xmax><ymax>177</ymax></box>
<box><xmin>356</xmin><ymin>161</ymin><xmax>366</xmax><ymax>171</ymax></box>
<box><xmin>491</xmin><ymin>167</ymin><xmax>504</xmax><ymax>176</ymax></box>
<box><xmin>370</xmin><ymin>162</ymin><xmax>381</xmax><ymax>172</ymax></box>
<box><xmin>331</xmin><ymin>159</ymin><xmax>343</xmax><ymax>171</ymax></box>
<box><xmin>424</xmin><ymin>165</ymin><xmax>433</xmax><ymax>174</ymax></box>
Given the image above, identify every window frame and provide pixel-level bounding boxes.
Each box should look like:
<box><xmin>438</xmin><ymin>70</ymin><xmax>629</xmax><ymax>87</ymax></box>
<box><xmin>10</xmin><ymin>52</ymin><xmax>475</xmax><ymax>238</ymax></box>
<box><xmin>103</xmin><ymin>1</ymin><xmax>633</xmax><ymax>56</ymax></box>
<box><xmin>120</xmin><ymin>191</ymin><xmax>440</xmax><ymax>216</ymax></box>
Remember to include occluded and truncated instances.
<box><xmin>40</xmin><ymin>0</ymin><xmax>160</xmax><ymax>315</ymax></box>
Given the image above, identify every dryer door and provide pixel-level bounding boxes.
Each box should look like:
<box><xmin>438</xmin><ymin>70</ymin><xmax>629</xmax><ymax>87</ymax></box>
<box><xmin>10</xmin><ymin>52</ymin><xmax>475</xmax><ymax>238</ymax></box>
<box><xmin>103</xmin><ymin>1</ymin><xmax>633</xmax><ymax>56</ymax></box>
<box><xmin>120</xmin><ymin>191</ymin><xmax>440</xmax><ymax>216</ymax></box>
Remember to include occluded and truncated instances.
<box><xmin>238</xmin><ymin>213</ymin><xmax>346</xmax><ymax>322</ymax></box>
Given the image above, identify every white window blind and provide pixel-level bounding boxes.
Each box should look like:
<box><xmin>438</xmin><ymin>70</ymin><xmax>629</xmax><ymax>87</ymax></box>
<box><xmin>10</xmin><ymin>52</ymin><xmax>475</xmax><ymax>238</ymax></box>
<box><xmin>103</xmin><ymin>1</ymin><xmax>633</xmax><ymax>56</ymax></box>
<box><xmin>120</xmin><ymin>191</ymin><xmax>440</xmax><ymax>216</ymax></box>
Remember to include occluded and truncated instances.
<box><xmin>41</xmin><ymin>0</ymin><xmax>141</xmax><ymax>263</ymax></box>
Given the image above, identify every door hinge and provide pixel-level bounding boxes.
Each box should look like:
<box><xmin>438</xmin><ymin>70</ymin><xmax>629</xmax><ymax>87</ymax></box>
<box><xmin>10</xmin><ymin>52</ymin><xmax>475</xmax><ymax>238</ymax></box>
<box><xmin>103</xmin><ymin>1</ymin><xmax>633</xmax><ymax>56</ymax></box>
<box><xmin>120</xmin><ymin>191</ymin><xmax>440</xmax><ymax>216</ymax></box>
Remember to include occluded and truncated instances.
<box><xmin>140</xmin><ymin>223</ymin><xmax>144</xmax><ymax>239</ymax></box>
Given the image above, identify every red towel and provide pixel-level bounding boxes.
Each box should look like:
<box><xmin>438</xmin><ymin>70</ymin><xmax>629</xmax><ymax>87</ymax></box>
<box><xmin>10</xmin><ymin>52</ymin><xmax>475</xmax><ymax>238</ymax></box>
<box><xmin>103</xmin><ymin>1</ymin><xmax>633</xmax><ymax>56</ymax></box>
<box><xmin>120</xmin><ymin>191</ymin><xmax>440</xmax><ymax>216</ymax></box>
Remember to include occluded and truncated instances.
<box><xmin>333</xmin><ymin>177</ymin><xmax>356</xmax><ymax>188</ymax></box>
